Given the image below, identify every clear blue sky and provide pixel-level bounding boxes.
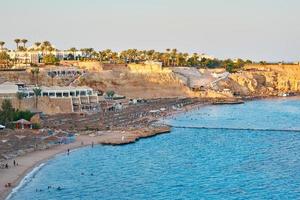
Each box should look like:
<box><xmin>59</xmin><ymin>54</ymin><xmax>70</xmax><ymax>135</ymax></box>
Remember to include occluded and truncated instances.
<box><xmin>1</xmin><ymin>0</ymin><xmax>300</xmax><ymax>61</ymax></box>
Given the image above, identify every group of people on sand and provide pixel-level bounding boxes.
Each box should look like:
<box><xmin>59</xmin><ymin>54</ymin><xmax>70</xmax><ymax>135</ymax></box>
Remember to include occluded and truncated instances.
<box><xmin>1</xmin><ymin>160</ymin><xmax>18</xmax><ymax>169</ymax></box>
<box><xmin>2</xmin><ymin>160</ymin><xmax>19</xmax><ymax>188</ymax></box>
<box><xmin>66</xmin><ymin>141</ymin><xmax>94</xmax><ymax>155</ymax></box>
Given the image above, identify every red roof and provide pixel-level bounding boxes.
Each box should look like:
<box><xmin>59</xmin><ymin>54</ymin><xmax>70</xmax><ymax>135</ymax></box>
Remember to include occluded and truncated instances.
<box><xmin>14</xmin><ymin>119</ymin><xmax>32</xmax><ymax>125</ymax></box>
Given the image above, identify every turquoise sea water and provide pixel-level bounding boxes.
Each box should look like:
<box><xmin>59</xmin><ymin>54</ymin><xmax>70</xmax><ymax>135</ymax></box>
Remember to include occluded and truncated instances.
<box><xmin>8</xmin><ymin>98</ymin><xmax>300</xmax><ymax>200</ymax></box>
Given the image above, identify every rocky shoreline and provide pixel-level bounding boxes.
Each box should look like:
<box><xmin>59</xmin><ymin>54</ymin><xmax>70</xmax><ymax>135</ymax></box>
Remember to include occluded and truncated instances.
<box><xmin>98</xmin><ymin>126</ymin><xmax>171</xmax><ymax>145</ymax></box>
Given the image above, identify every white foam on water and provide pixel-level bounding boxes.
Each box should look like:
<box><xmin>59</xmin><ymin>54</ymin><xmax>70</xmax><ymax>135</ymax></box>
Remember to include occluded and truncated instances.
<box><xmin>6</xmin><ymin>163</ymin><xmax>46</xmax><ymax>200</ymax></box>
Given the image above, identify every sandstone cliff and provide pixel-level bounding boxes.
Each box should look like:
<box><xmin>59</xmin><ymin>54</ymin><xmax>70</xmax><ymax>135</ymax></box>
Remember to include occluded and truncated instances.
<box><xmin>218</xmin><ymin>64</ymin><xmax>300</xmax><ymax>96</ymax></box>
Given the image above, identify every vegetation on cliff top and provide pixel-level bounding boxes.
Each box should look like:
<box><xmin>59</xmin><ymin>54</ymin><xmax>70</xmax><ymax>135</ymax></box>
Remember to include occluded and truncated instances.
<box><xmin>1</xmin><ymin>38</ymin><xmax>295</xmax><ymax>72</ymax></box>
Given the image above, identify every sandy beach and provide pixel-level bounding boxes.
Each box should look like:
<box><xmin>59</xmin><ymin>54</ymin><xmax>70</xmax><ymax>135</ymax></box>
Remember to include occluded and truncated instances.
<box><xmin>0</xmin><ymin>135</ymin><xmax>99</xmax><ymax>200</ymax></box>
<box><xmin>0</xmin><ymin>125</ymin><xmax>171</xmax><ymax>200</ymax></box>
<box><xmin>0</xmin><ymin>99</ymin><xmax>225</xmax><ymax>199</ymax></box>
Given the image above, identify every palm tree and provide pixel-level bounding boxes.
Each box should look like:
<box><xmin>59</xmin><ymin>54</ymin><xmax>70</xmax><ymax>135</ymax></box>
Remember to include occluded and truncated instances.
<box><xmin>106</xmin><ymin>90</ymin><xmax>115</xmax><ymax>100</ymax></box>
<box><xmin>34</xmin><ymin>42</ymin><xmax>41</xmax><ymax>51</ymax></box>
<box><xmin>86</xmin><ymin>48</ymin><xmax>94</xmax><ymax>59</ymax></box>
<box><xmin>163</xmin><ymin>49</ymin><xmax>171</xmax><ymax>67</ymax></box>
<box><xmin>146</xmin><ymin>50</ymin><xmax>155</xmax><ymax>61</ymax></box>
<box><xmin>166</xmin><ymin>49</ymin><xmax>171</xmax><ymax>66</ymax></box>
<box><xmin>98</xmin><ymin>51</ymin><xmax>105</xmax><ymax>62</ymax></box>
<box><xmin>0</xmin><ymin>51</ymin><xmax>10</xmax><ymax>68</ymax></box>
<box><xmin>189</xmin><ymin>53</ymin><xmax>199</xmax><ymax>67</ymax></box>
<box><xmin>91</xmin><ymin>51</ymin><xmax>99</xmax><ymax>60</ymax></box>
<box><xmin>49</xmin><ymin>72</ymin><xmax>55</xmax><ymax>86</ymax></box>
<box><xmin>31</xmin><ymin>68</ymin><xmax>40</xmax><ymax>85</ymax></box>
<box><xmin>33</xmin><ymin>88</ymin><xmax>42</xmax><ymax>109</ymax></box>
<box><xmin>42</xmin><ymin>41</ymin><xmax>51</xmax><ymax>47</ymax></box>
<box><xmin>80</xmin><ymin>48</ymin><xmax>87</xmax><ymax>59</ymax></box>
<box><xmin>182</xmin><ymin>53</ymin><xmax>189</xmax><ymax>66</ymax></box>
<box><xmin>41</xmin><ymin>41</ymin><xmax>51</xmax><ymax>55</ymax></box>
<box><xmin>16</xmin><ymin>92</ymin><xmax>25</xmax><ymax>110</ymax></box>
<box><xmin>48</xmin><ymin>46</ymin><xmax>55</xmax><ymax>54</ymax></box>
<box><xmin>14</xmin><ymin>39</ymin><xmax>21</xmax><ymax>50</ymax></box>
<box><xmin>69</xmin><ymin>47</ymin><xmax>77</xmax><ymax>60</ymax></box>
<box><xmin>0</xmin><ymin>41</ymin><xmax>5</xmax><ymax>50</ymax></box>
<box><xmin>30</xmin><ymin>68</ymin><xmax>36</xmax><ymax>83</ymax></box>
<box><xmin>35</xmin><ymin>68</ymin><xmax>40</xmax><ymax>85</ymax></box>
<box><xmin>171</xmin><ymin>49</ymin><xmax>178</xmax><ymax>66</ymax></box>
<box><xmin>21</xmin><ymin>39</ymin><xmax>28</xmax><ymax>48</ymax></box>
<box><xmin>176</xmin><ymin>52</ymin><xmax>183</xmax><ymax>66</ymax></box>
<box><xmin>35</xmin><ymin>42</ymin><xmax>41</xmax><ymax>47</ymax></box>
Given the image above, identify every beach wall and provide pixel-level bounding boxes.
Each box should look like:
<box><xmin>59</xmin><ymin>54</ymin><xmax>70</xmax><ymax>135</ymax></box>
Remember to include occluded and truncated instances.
<box><xmin>60</xmin><ymin>61</ymin><xmax>103</xmax><ymax>71</ymax></box>
<box><xmin>0</xmin><ymin>97</ymin><xmax>73</xmax><ymax>114</ymax></box>
<box><xmin>101</xmin><ymin>64</ymin><xmax>127</xmax><ymax>71</ymax></box>
<box><xmin>128</xmin><ymin>63</ymin><xmax>171</xmax><ymax>74</ymax></box>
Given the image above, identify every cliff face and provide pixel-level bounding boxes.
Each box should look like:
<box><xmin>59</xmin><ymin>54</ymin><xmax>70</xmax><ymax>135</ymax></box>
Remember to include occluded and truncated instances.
<box><xmin>128</xmin><ymin>63</ymin><xmax>171</xmax><ymax>74</ymax></box>
<box><xmin>80</xmin><ymin>69</ymin><xmax>198</xmax><ymax>99</ymax></box>
<box><xmin>222</xmin><ymin>64</ymin><xmax>300</xmax><ymax>96</ymax></box>
<box><xmin>60</xmin><ymin>61</ymin><xmax>103</xmax><ymax>71</ymax></box>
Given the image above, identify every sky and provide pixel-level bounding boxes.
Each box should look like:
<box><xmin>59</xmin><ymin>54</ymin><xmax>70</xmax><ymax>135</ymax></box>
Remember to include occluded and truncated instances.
<box><xmin>1</xmin><ymin>0</ymin><xmax>300</xmax><ymax>62</ymax></box>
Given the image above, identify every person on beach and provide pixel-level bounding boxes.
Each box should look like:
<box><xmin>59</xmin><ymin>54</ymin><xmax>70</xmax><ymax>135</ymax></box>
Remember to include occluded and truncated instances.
<box><xmin>5</xmin><ymin>183</ymin><xmax>11</xmax><ymax>187</ymax></box>
<box><xmin>67</xmin><ymin>149</ymin><xmax>70</xmax><ymax>155</ymax></box>
<box><xmin>13</xmin><ymin>160</ymin><xmax>16</xmax><ymax>166</ymax></box>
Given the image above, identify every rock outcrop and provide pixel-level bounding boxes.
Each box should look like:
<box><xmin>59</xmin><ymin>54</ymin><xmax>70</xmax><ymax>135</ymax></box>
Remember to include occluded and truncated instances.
<box><xmin>219</xmin><ymin>64</ymin><xmax>300</xmax><ymax>96</ymax></box>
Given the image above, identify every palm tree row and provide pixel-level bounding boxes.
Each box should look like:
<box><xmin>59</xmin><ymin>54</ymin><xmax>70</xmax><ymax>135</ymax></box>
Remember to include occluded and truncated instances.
<box><xmin>94</xmin><ymin>48</ymin><xmax>190</xmax><ymax>66</ymax></box>
<box><xmin>1</xmin><ymin>39</ymin><xmax>255</xmax><ymax>68</ymax></box>
<box><xmin>8</xmin><ymin>39</ymin><xmax>54</xmax><ymax>53</ymax></box>
<box><xmin>1</xmin><ymin>40</ymin><xmax>217</xmax><ymax>67</ymax></box>
<box><xmin>96</xmin><ymin>48</ymin><xmax>222</xmax><ymax>68</ymax></box>
<box><xmin>98</xmin><ymin>48</ymin><xmax>255</xmax><ymax>69</ymax></box>
<box><xmin>14</xmin><ymin>38</ymin><xmax>28</xmax><ymax>50</ymax></box>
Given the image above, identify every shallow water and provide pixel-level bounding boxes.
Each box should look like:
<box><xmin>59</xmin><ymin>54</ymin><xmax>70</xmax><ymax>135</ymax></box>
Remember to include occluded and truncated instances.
<box><xmin>9</xmin><ymin>98</ymin><xmax>300</xmax><ymax>200</ymax></box>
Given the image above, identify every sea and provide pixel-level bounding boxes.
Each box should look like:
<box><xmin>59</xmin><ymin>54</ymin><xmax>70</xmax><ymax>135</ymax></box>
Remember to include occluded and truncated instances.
<box><xmin>8</xmin><ymin>97</ymin><xmax>300</xmax><ymax>200</ymax></box>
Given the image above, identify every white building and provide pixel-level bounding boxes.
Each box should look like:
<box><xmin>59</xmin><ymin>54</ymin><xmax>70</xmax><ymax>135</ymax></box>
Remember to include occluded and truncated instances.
<box><xmin>0</xmin><ymin>81</ymin><xmax>19</xmax><ymax>97</ymax></box>
<box><xmin>0</xmin><ymin>82</ymin><xmax>98</xmax><ymax>99</ymax></box>
<box><xmin>18</xmin><ymin>85</ymin><xmax>97</xmax><ymax>99</ymax></box>
<box><xmin>4</xmin><ymin>49</ymin><xmax>84</xmax><ymax>64</ymax></box>
<box><xmin>198</xmin><ymin>53</ymin><xmax>215</xmax><ymax>60</ymax></box>
<box><xmin>0</xmin><ymin>82</ymin><xmax>101</xmax><ymax>112</ymax></box>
